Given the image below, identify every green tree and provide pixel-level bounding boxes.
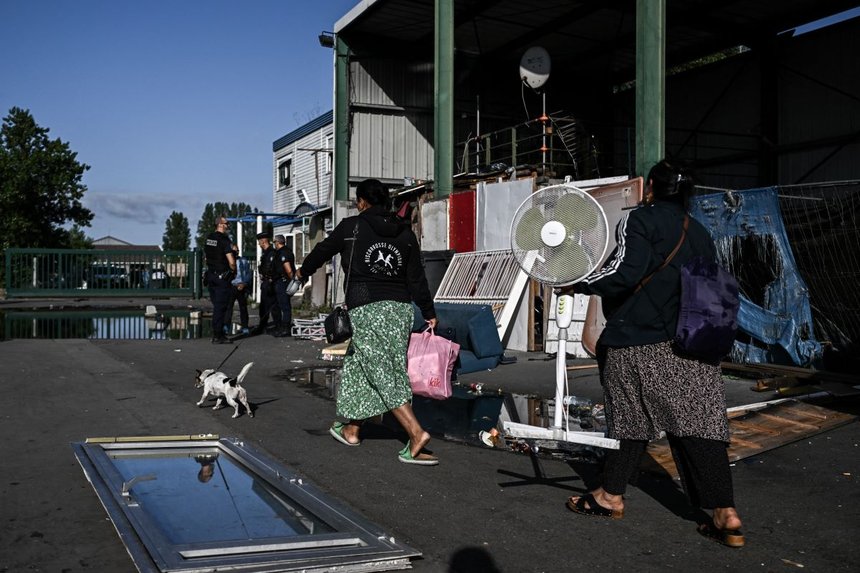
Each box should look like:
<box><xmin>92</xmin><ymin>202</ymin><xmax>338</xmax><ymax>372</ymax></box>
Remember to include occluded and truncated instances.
<box><xmin>162</xmin><ymin>210</ymin><xmax>190</xmax><ymax>251</ymax></box>
<box><xmin>68</xmin><ymin>224</ymin><xmax>93</xmax><ymax>249</ymax></box>
<box><xmin>195</xmin><ymin>202</ymin><xmax>270</xmax><ymax>250</ymax></box>
<box><xmin>0</xmin><ymin>107</ymin><xmax>93</xmax><ymax>252</ymax></box>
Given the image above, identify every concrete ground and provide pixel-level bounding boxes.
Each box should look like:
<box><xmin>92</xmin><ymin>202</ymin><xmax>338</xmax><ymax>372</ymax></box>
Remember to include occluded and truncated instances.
<box><xmin>1</xmin><ymin>297</ymin><xmax>859</xmax><ymax>572</ymax></box>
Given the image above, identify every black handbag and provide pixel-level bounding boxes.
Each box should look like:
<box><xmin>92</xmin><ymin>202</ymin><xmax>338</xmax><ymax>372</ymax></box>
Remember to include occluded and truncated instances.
<box><xmin>324</xmin><ymin>306</ymin><xmax>352</xmax><ymax>343</ymax></box>
<box><xmin>323</xmin><ymin>223</ymin><xmax>359</xmax><ymax>344</ymax></box>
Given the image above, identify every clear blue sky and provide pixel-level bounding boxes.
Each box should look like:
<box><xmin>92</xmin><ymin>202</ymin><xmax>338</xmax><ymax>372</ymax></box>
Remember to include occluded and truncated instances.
<box><xmin>0</xmin><ymin>0</ymin><xmax>357</xmax><ymax>245</ymax></box>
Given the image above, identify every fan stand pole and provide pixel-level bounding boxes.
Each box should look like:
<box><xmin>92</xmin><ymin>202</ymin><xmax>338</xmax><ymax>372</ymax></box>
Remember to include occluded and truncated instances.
<box><xmin>552</xmin><ymin>330</ymin><xmax>568</xmax><ymax>438</ymax></box>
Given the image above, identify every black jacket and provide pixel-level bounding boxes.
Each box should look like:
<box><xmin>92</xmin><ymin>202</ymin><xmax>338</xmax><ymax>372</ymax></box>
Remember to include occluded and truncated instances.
<box><xmin>273</xmin><ymin>247</ymin><xmax>295</xmax><ymax>280</ymax></box>
<box><xmin>204</xmin><ymin>231</ymin><xmax>232</xmax><ymax>273</ymax></box>
<box><xmin>259</xmin><ymin>246</ymin><xmax>277</xmax><ymax>280</ymax></box>
<box><xmin>574</xmin><ymin>200</ymin><xmax>717</xmax><ymax>348</ymax></box>
<box><xmin>300</xmin><ymin>206</ymin><xmax>436</xmax><ymax>320</ymax></box>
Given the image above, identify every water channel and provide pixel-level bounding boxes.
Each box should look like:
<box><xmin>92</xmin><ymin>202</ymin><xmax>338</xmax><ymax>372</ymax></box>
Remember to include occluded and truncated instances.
<box><xmin>0</xmin><ymin>307</ymin><xmax>214</xmax><ymax>341</ymax></box>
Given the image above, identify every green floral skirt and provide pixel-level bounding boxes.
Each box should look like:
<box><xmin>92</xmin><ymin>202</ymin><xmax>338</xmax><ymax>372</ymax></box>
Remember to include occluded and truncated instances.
<box><xmin>337</xmin><ymin>300</ymin><xmax>414</xmax><ymax>420</ymax></box>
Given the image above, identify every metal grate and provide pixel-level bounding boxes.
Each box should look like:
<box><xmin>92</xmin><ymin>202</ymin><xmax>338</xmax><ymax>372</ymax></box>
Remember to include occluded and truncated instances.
<box><xmin>434</xmin><ymin>249</ymin><xmax>529</xmax><ymax>340</ymax></box>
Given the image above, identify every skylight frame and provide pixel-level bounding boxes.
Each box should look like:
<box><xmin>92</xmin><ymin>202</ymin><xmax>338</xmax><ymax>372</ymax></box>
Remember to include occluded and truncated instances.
<box><xmin>73</xmin><ymin>435</ymin><xmax>419</xmax><ymax>573</ymax></box>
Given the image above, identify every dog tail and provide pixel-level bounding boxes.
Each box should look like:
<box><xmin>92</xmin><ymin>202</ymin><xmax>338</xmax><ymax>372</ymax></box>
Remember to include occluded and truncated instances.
<box><xmin>236</xmin><ymin>362</ymin><xmax>254</xmax><ymax>384</ymax></box>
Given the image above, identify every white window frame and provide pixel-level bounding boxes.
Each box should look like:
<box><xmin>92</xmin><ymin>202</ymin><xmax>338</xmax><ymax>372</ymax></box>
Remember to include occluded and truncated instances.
<box><xmin>325</xmin><ymin>135</ymin><xmax>333</xmax><ymax>174</ymax></box>
<box><xmin>292</xmin><ymin>230</ymin><xmax>309</xmax><ymax>263</ymax></box>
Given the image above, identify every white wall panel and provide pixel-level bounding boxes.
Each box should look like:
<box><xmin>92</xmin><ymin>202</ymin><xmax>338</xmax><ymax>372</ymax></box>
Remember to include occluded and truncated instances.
<box><xmin>348</xmin><ymin>57</ymin><xmax>434</xmax><ymax>184</ymax></box>
<box><xmin>272</xmin><ymin>124</ymin><xmax>334</xmax><ymax>229</ymax></box>
<box><xmin>420</xmin><ymin>198</ymin><xmax>448</xmax><ymax>251</ymax></box>
<box><xmin>475</xmin><ymin>178</ymin><xmax>535</xmax><ymax>251</ymax></box>
<box><xmin>349</xmin><ymin>112</ymin><xmax>433</xmax><ymax>182</ymax></box>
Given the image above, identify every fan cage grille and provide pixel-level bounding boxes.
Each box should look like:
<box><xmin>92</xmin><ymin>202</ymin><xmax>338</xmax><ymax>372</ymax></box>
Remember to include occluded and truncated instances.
<box><xmin>510</xmin><ymin>185</ymin><xmax>609</xmax><ymax>286</ymax></box>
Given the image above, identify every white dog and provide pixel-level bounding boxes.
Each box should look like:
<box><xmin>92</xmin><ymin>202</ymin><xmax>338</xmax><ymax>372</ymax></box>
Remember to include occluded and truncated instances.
<box><xmin>194</xmin><ymin>362</ymin><xmax>254</xmax><ymax>418</ymax></box>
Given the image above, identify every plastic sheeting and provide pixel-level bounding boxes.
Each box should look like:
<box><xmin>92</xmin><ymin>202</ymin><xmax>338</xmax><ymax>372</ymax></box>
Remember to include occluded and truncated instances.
<box><xmin>689</xmin><ymin>187</ymin><xmax>822</xmax><ymax>366</ymax></box>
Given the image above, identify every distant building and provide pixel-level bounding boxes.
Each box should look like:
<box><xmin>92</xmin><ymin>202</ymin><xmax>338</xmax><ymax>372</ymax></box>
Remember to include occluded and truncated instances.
<box><xmin>92</xmin><ymin>235</ymin><xmax>161</xmax><ymax>251</ymax></box>
<box><xmin>90</xmin><ymin>236</ymin><xmax>177</xmax><ymax>288</ymax></box>
<box><xmin>272</xmin><ymin>111</ymin><xmax>334</xmax><ymax>263</ymax></box>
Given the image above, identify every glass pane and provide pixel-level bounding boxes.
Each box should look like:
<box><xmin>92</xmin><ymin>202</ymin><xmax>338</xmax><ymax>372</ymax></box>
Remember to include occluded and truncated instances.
<box><xmin>110</xmin><ymin>448</ymin><xmax>334</xmax><ymax>544</ymax></box>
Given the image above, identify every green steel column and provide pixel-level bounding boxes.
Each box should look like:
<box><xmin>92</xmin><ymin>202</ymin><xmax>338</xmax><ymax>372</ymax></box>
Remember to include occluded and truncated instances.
<box><xmin>434</xmin><ymin>0</ymin><xmax>454</xmax><ymax>197</ymax></box>
<box><xmin>635</xmin><ymin>0</ymin><xmax>666</xmax><ymax>176</ymax></box>
<box><xmin>334</xmin><ymin>35</ymin><xmax>350</xmax><ymax>201</ymax></box>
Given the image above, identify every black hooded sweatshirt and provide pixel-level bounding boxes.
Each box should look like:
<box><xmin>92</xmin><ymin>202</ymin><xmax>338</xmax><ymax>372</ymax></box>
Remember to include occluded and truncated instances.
<box><xmin>300</xmin><ymin>205</ymin><xmax>436</xmax><ymax>320</ymax></box>
<box><xmin>573</xmin><ymin>200</ymin><xmax>717</xmax><ymax>348</ymax></box>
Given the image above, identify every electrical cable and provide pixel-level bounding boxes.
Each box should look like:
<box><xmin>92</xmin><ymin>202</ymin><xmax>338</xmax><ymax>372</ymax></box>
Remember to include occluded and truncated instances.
<box><xmin>215</xmin><ymin>457</ymin><xmax>251</xmax><ymax>538</ymax></box>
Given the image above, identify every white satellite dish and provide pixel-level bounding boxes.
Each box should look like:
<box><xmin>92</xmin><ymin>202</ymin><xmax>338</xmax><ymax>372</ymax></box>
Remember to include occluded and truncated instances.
<box><xmin>519</xmin><ymin>46</ymin><xmax>551</xmax><ymax>89</ymax></box>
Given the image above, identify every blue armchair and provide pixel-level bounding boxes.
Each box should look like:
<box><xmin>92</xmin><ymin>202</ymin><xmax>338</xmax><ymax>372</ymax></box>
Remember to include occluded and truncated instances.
<box><xmin>412</xmin><ymin>302</ymin><xmax>504</xmax><ymax>375</ymax></box>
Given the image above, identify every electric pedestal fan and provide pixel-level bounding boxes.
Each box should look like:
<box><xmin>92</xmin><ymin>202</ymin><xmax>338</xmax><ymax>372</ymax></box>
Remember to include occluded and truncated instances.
<box><xmin>505</xmin><ymin>184</ymin><xmax>620</xmax><ymax>449</ymax></box>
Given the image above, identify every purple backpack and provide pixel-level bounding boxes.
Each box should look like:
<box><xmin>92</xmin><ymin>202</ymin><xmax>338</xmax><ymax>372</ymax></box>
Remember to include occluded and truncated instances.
<box><xmin>675</xmin><ymin>255</ymin><xmax>740</xmax><ymax>363</ymax></box>
<box><xmin>637</xmin><ymin>215</ymin><xmax>740</xmax><ymax>363</ymax></box>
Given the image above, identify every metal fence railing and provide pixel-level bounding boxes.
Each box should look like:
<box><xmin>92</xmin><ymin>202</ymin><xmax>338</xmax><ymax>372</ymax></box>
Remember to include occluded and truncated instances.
<box><xmin>3</xmin><ymin>248</ymin><xmax>203</xmax><ymax>298</ymax></box>
<box><xmin>456</xmin><ymin>111</ymin><xmax>602</xmax><ymax>181</ymax></box>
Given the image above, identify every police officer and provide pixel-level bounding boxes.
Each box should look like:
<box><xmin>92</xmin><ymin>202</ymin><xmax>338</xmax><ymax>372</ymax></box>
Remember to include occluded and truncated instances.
<box><xmin>204</xmin><ymin>216</ymin><xmax>236</xmax><ymax>344</ymax></box>
<box><xmin>272</xmin><ymin>234</ymin><xmax>295</xmax><ymax>337</ymax></box>
<box><xmin>254</xmin><ymin>231</ymin><xmax>281</xmax><ymax>334</ymax></box>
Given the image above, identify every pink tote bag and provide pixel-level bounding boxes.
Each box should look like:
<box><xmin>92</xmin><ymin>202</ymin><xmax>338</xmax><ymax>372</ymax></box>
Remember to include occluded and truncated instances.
<box><xmin>407</xmin><ymin>328</ymin><xmax>460</xmax><ymax>400</ymax></box>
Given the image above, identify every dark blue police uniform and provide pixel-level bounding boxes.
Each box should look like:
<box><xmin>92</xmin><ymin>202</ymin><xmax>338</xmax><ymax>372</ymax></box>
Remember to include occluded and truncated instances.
<box><xmin>204</xmin><ymin>230</ymin><xmax>234</xmax><ymax>343</ymax></box>
<box><xmin>256</xmin><ymin>243</ymin><xmax>281</xmax><ymax>332</ymax></box>
<box><xmin>272</xmin><ymin>246</ymin><xmax>295</xmax><ymax>337</ymax></box>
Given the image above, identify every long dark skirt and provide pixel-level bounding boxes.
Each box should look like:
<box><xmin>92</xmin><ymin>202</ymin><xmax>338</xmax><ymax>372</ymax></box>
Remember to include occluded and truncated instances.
<box><xmin>602</xmin><ymin>341</ymin><xmax>730</xmax><ymax>442</ymax></box>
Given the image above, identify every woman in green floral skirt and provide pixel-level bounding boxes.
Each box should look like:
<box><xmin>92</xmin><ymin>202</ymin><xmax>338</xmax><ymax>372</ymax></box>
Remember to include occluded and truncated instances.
<box><xmin>296</xmin><ymin>179</ymin><xmax>439</xmax><ymax>465</ymax></box>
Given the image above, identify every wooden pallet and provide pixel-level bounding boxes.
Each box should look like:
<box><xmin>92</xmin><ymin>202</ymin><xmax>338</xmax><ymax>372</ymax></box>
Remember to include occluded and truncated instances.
<box><xmin>644</xmin><ymin>399</ymin><xmax>857</xmax><ymax>479</ymax></box>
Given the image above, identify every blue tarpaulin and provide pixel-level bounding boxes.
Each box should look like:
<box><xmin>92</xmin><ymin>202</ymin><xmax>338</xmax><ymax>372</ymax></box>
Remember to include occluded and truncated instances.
<box><xmin>689</xmin><ymin>187</ymin><xmax>822</xmax><ymax>366</ymax></box>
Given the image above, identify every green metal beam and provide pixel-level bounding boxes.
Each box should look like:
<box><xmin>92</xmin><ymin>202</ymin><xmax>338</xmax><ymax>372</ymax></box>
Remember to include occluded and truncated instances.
<box><xmin>434</xmin><ymin>0</ymin><xmax>454</xmax><ymax>197</ymax></box>
<box><xmin>334</xmin><ymin>35</ymin><xmax>350</xmax><ymax>201</ymax></box>
<box><xmin>635</xmin><ymin>0</ymin><xmax>665</xmax><ymax>177</ymax></box>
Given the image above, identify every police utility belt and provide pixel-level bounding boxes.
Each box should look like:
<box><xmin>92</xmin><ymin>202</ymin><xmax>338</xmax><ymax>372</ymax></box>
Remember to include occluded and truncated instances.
<box><xmin>208</xmin><ymin>268</ymin><xmax>235</xmax><ymax>281</ymax></box>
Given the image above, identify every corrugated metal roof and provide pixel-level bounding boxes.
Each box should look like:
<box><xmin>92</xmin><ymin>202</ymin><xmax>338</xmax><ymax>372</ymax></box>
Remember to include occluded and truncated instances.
<box><xmin>333</xmin><ymin>0</ymin><xmax>860</xmax><ymax>83</ymax></box>
<box><xmin>272</xmin><ymin>111</ymin><xmax>333</xmax><ymax>152</ymax></box>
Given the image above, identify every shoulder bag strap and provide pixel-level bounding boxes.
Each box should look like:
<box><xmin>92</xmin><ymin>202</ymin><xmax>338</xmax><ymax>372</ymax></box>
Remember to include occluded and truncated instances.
<box><xmin>343</xmin><ymin>221</ymin><xmax>359</xmax><ymax>299</ymax></box>
<box><xmin>634</xmin><ymin>214</ymin><xmax>689</xmax><ymax>293</ymax></box>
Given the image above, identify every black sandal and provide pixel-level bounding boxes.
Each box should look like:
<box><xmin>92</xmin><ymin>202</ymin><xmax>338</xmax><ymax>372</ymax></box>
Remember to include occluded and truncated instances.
<box><xmin>566</xmin><ymin>493</ymin><xmax>624</xmax><ymax>520</ymax></box>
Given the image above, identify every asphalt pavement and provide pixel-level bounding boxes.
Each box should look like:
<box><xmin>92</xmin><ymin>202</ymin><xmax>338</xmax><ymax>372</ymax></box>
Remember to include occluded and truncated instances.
<box><xmin>1</xmin><ymin>297</ymin><xmax>858</xmax><ymax>572</ymax></box>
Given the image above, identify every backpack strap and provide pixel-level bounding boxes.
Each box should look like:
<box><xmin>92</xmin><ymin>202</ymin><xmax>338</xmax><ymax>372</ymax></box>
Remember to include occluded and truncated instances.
<box><xmin>634</xmin><ymin>214</ymin><xmax>689</xmax><ymax>293</ymax></box>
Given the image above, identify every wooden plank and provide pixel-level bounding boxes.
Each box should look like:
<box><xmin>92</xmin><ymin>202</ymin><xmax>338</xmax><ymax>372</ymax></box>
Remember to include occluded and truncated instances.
<box><xmin>753</xmin><ymin>376</ymin><xmax>801</xmax><ymax>391</ymax></box>
<box><xmin>755</xmin><ymin>411</ymin><xmax>820</xmax><ymax>430</ymax></box>
<box><xmin>566</xmin><ymin>364</ymin><xmax>599</xmax><ymax>371</ymax></box>
<box><xmin>721</xmin><ymin>362</ymin><xmax>860</xmax><ymax>385</ymax></box>
<box><xmin>646</xmin><ymin>400</ymin><xmax>856</xmax><ymax>479</ymax></box>
<box><xmin>729</xmin><ymin>420</ymin><xmax>781</xmax><ymax>436</ymax></box>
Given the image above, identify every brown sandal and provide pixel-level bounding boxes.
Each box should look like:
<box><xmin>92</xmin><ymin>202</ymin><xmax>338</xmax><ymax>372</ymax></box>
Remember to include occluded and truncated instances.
<box><xmin>698</xmin><ymin>521</ymin><xmax>745</xmax><ymax>548</ymax></box>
